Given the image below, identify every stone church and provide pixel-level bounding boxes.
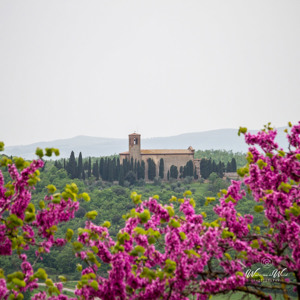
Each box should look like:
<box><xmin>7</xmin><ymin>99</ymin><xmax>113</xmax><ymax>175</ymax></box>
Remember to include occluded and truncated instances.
<box><xmin>120</xmin><ymin>133</ymin><xmax>200</xmax><ymax>180</ymax></box>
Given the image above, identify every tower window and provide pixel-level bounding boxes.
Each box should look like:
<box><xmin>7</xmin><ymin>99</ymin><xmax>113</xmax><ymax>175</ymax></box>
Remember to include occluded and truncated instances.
<box><xmin>134</xmin><ymin>138</ymin><xmax>138</xmax><ymax>145</ymax></box>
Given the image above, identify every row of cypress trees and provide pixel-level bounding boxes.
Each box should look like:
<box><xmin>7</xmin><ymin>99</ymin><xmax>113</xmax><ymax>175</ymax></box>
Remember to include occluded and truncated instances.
<box><xmin>55</xmin><ymin>152</ymin><xmax>202</xmax><ymax>183</ymax></box>
<box><xmin>200</xmin><ymin>157</ymin><xmax>237</xmax><ymax>179</ymax></box>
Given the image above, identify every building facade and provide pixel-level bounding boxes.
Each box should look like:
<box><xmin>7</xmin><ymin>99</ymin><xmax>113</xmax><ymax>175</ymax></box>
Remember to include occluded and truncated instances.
<box><xmin>120</xmin><ymin>133</ymin><xmax>199</xmax><ymax>180</ymax></box>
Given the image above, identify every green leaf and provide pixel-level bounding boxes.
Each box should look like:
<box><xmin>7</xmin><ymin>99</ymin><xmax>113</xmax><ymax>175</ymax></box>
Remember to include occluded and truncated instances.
<box><xmin>164</xmin><ymin>259</ymin><xmax>177</xmax><ymax>275</ymax></box>
<box><xmin>225</xmin><ymin>195</ymin><xmax>236</xmax><ymax>204</ymax></box>
<box><xmin>139</xmin><ymin>209</ymin><xmax>150</xmax><ymax>224</ymax></box>
<box><xmin>102</xmin><ymin>221</ymin><xmax>111</xmax><ymax>228</ymax></box>
<box><xmin>257</xmin><ymin>159</ymin><xmax>267</xmax><ymax>169</ymax></box>
<box><xmin>34</xmin><ymin>268</ymin><xmax>48</xmax><ymax>280</ymax></box>
<box><xmin>169</xmin><ymin>196</ymin><xmax>177</xmax><ymax>202</ymax></box>
<box><xmin>134</xmin><ymin>227</ymin><xmax>146</xmax><ymax>235</ymax></box>
<box><xmin>166</xmin><ymin>206</ymin><xmax>174</xmax><ymax>217</ymax></box>
<box><xmin>254</xmin><ymin>205</ymin><xmax>264</xmax><ymax>213</ymax></box>
<box><xmin>45</xmin><ymin>278</ymin><xmax>54</xmax><ymax>286</ymax></box>
<box><xmin>24</xmin><ymin>212</ymin><xmax>35</xmax><ymax>223</ymax></box>
<box><xmin>252</xmin><ymin>273</ymin><xmax>264</xmax><ymax>281</ymax></box>
<box><xmin>12</xmin><ymin>278</ymin><xmax>26</xmax><ymax>287</ymax></box>
<box><xmin>189</xmin><ymin>198</ymin><xmax>196</xmax><ymax>208</ymax></box>
<box><xmin>0</xmin><ymin>141</ymin><xmax>4</xmax><ymax>152</ymax></box>
<box><xmin>279</xmin><ymin>182</ymin><xmax>292</xmax><ymax>193</ymax></box>
<box><xmin>179</xmin><ymin>232</ymin><xmax>186</xmax><ymax>240</ymax></box>
<box><xmin>183</xmin><ymin>190</ymin><xmax>192</xmax><ymax>197</ymax></box>
<box><xmin>147</xmin><ymin>236</ymin><xmax>156</xmax><ymax>244</ymax></box>
<box><xmin>7</xmin><ymin>214</ymin><xmax>23</xmax><ymax>228</ymax></box>
<box><xmin>238</xmin><ymin>127</ymin><xmax>248</xmax><ymax>136</ymax></box>
<box><xmin>130</xmin><ymin>245</ymin><xmax>145</xmax><ymax>256</ymax></box>
<box><xmin>251</xmin><ymin>240</ymin><xmax>260</xmax><ymax>249</ymax></box>
<box><xmin>47</xmin><ymin>184</ymin><xmax>56</xmax><ymax>194</ymax></box>
<box><xmin>221</xmin><ymin>230</ymin><xmax>235</xmax><ymax>239</ymax></box>
<box><xmin>237</xmin><ymin>167</ymin><xmax>249</xmax><ymax>177</ymax></box>
<box><xmin>53</xmin><ymin>148</ymin><xmax>60</xmax><ymax>156</ymax></box>
<box><xmin>85</xmin><ymin>210</ymin><xmax>98</xmax><ymax>220</ymax></box>
<box><xmin>184</xmin><ymin>249</ymin><xmax>200</xmax><ymax>258</ymax></box>
<box><xmin>131</xmin><ymin>192</ymin><xmax>142</xmax><ymax>204</ymax></box>
<box><xmin>45</xmin><ymin>148</ymin><xmax>53</xmax><ymax>157</ymax></box>
<box><xmin>58</xmin><ymin>276</ymin><xmax>67</xmax><ymax>282</ymax></box>
<box><xmin>117</xmin><ymin>232</ymin><xmax>130</xmax><ymax>245</ymax></box>
<box><xmin>90</xmin><ymin>280</ymin><xmax>99</xmax><ymax>291</ymax></box>
<box><xmin>169</xmin><ymin>219</ymin><xmax>180</xmax><ymax>228</ymax></box>
<box><xmin>72</xmin><ymin>241</ymin><xmax>83</xmax><ymax>251</ymax></box>
<box><xmin>290</xmin><ymin>203</ymin><xmax>300</xmax><ymax>217</ymax></box>
<box><xmin>35</xmin><ymin>148</ymin><xmax>44</xmax><ymax>158</ymax></box>
<box><xmin>66</xmin><ymin>229</ymin><xmax>74</xmax><ymax>242</ymax></box>
<box><xmin>205</xmin><ymin>197</ymin><xmax>216</xmax><ymax>206</ymax></box>
<box><xmin>236</xmin><ymin>271</ymin><xmax>244</xmax><ymax>277</ymax></box>
<box><xmin>14</xmin><ymin>157</ymin><xmax>26</xmax><ymax>169</ymax></box>
<box><xmin>80</xmin><ymin>192</ymin><xmax>90</xmax><ymax>202</ymax></box>
<box><xmin>224</xmin><ymin>253</ymin><xmax>232</xmax><ymax>260</ymax></box>
<box><xmin>91</xmin><ymin>246</ymin><xmax>99</xmax><ymax>254</ymax></box>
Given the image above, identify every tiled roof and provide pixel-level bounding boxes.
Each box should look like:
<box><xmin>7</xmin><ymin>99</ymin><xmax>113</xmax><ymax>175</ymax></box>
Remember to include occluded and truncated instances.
<box><xmin>140</xmin><ymin>149</ymin><xmax>193</xmax><ymax>155</ymax></box>
<box><xmin>120</xmin><ymin>149</ymin><xmax>194</xmax><ymax>155</ymax></box>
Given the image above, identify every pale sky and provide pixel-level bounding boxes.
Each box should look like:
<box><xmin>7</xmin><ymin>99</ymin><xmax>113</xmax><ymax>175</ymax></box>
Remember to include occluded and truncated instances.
<box><xmin>0</xmin><ymin>0</ymin><xmax>299</xmax><ymax>146</ymax></box>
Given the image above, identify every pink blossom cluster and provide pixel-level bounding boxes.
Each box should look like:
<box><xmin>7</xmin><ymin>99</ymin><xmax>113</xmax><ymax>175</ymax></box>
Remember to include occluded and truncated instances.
<box><xmin>0</xmin><ymin>122</ymin><xmax>299</xmax><ymax>299</ymax></box>
<box><xmin>0</xmin><ymin>158</ymin><xmax>80</xmax><ymax>299</ymax></box>
<box><xmin>73</xmin><ymin>123</ymin><xmax>299</xmax><ymax>299</ymax></box>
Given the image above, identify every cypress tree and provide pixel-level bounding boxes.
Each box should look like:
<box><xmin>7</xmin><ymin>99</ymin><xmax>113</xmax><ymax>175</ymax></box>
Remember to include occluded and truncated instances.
<box><xmin>67</xmin><ymin>151</ymin><xmax>77</xmax><ymax>179</ymax></box>
<box><xmin>200</xmin><ymin>159</ymin><xmax>207</xmax><ymax>179</ymax></box>
<box><xmin>78</xmin><ymin>152</ymin><xmax>83</xmax><ymax>179</ymax></box>
<box><xmin>134</xmin><ymin>159</ymin><xmax>137</xmax><ymax>174</ymax></box>
<box><xmin>194</xmin><ymin>166</ymin><xmax>198</xmax><ymax>179</ymax></box>
<box><xmin>108</xmin><ymin>159</ymin><xmax>114</xmax><ymax>182</ymax></box>
<box><xmin>93</xmin><ymin>160</ymin><xmax>99</xmax><ymax>180</ymax></box>
<box><xmin>226</xmin><ymin>161</ymin><xmax>231</xmax><ymax>172</ymax></box>
<box><xmin>88</xmin><ymin>157</ymin><xmax>92</xmax><ymax>178</ymax></box>
<box><xmin>103</xmin><ymin>158</ymin><xmax>109</xmax><ymax>181</ymax></box>
<box><xmin>141</xmin><ymin>160</ymin><xmax>145</xmax><ymax>179</ymax></box>
<box><xmin>170</xmin><ymin>165</ymin><xmax>178</xmax><ymax>179</ymax></box>
<box><xmin>231</xmin><ymin>158</ymin><xmax>237</xmax><ymax>172</ymax></box>
<box><xmin>123</xmin><ymin>159</ymin><xmax>128</xmax><ymax>177</ymax></box>
<box><xmin>116</xmin><ymin>158</ymin><xmax>120</xmax><ymax>180</ymax></box>
<box><xmin>119</xmin><ymin>165</ymin><xmax>124</xmax><ymax>186</ymax></box>
<box><xmin>186</xmin><ymin>160</ymin><xmax>194</xmax><ymax>177</ymax></box>
<box><xmin>159</xmin><ymin>158</ymin><xmax>164</xmax><ymax>179</ymax></box>
<box><xmin>217</xmin><ymin>161</ymin><xmax>224</xmax><ymax>178</ymax></box>
<box><xmin>83</xmin><ymin>160</ymin><xmax>89</xmax><ymax>171</ymax></box>
<box><xmin>99</xmin><ymin>158</ymin><xmax>104</xmax><ymax>179</ymax></box>
<box><xmin>147</xmin><ymin>158</ymin><xmax>156</xmax><ymax>181</ymax></box>
<box><xmin>130</xmin><ymin>158</ymin><xmax>134</xmax><ymax>171</ymax></box>
<box><xmin>167</xmin><ymin>170</ymin><xmax>170</xmax><ymax>181</ymax></box>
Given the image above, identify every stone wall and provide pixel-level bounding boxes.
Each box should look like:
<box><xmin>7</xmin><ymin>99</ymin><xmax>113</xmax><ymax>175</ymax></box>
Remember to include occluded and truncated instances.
<box><xmin>142</xmin><ymin>153</ymin><xmax>194</xmax><ymax>180</ymax></box>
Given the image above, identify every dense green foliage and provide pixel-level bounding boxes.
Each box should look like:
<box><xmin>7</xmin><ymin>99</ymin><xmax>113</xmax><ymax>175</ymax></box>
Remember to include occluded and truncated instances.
<box><xmin>195</xmin><ymin>149</ymin><xmax>246</xmax><ymax>168</ymax></box>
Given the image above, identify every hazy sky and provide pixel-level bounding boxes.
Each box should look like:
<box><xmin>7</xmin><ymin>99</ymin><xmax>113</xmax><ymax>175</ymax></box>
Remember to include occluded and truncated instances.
<box><xmin>1</xmin><ymin>1</ymin><xmax>299</xmax><ymax>146</ymax></box>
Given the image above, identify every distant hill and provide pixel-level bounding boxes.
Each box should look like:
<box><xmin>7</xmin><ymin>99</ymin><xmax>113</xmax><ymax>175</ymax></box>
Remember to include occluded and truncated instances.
<box><xmin>3</xmin><ymin>128</ymin><xmax>289</xmax><ymax>159</ymax></box>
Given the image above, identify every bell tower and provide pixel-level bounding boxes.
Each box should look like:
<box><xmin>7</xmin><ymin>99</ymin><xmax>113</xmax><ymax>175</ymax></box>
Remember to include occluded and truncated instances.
<box><xmin>129</xmin><ymin>133</ymin><xmax>141</xmax><ymax>161</ymax></box>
